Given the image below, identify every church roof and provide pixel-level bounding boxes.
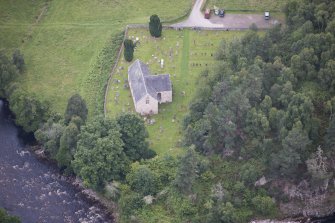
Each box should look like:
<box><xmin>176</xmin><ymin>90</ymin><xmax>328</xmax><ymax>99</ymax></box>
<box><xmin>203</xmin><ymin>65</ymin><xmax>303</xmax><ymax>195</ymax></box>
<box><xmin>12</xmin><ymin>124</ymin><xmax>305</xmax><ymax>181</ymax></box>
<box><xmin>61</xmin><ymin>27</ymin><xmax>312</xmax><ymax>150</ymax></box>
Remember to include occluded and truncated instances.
<box><xmin>128</xmin><ymin>59</ymin><xmax>172</xmax><ymax>102</ymax></box>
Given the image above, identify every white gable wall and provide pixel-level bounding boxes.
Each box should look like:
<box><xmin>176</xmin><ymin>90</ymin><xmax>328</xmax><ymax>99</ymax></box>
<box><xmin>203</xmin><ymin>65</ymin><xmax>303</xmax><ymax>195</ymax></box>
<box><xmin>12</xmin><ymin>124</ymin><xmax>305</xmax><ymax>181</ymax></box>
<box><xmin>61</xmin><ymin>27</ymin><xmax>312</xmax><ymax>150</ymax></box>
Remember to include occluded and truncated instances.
<box><xmin>135</xmin><ymin>94</ymin><xmax>158</xmax><ymax>115</ymax></box>
<box><xmin>158</xmin><ymin>91</ymin><xmax>172</xmax><ymax>103</ymax></box>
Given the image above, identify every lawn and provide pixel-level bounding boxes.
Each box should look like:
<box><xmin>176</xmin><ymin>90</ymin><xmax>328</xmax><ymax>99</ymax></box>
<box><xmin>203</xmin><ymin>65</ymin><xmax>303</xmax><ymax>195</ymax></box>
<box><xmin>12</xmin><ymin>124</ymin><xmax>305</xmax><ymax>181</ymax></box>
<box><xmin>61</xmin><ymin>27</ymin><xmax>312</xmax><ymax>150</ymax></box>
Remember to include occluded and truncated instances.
<box><xmin>0</xmin><ymin>0</ymin><xmax>192</xmax><ymax>117</ymax></box>
<box><xmin>105</xmin><ymin>28</ymin><xmax>244</xmax><ymax>155</ymax></box>
<box><xmin>205</xmin><ymin>0</ymin><xmax>288</xmax><ymax>12</ymax></box>
<box><xmin>0</xmin><ymin>0</ymin><xmax>46</xmax><ymax>53</ymax></box>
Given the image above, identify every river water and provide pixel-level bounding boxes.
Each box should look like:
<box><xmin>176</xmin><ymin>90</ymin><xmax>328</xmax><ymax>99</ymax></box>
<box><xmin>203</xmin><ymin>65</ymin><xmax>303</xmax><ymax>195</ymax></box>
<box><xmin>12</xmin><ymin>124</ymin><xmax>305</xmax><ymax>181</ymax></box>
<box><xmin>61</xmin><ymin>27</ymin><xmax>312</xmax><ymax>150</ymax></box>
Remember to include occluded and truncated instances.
<box><xmin>0</xmin><ymin>100</ymin><xmax>113</xmax><ymax>223</ymax></box>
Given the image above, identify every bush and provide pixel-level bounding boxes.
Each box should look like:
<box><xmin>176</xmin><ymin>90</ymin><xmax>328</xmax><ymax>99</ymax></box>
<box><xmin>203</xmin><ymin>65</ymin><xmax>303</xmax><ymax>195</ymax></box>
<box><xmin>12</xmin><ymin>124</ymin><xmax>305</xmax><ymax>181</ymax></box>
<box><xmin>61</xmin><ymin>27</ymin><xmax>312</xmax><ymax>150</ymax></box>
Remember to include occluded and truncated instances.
<box><xmin>120</xmin><ymin>191</ymin><xmax>144</xmax><ymax>219</ymax></box>
<box><xmin>127</xmin><ymin>166</ymin><xmax>158</xmax><ymax>196</ymax></box>
<box><xmin>251</xmin><ymin>195</ymin><xmax>276</xmax><ymax>216</ymax></box>
<box><xmin>12</xmin><ymin>49</ymin><xmax>25</xmax><ymax>72</ymax></box>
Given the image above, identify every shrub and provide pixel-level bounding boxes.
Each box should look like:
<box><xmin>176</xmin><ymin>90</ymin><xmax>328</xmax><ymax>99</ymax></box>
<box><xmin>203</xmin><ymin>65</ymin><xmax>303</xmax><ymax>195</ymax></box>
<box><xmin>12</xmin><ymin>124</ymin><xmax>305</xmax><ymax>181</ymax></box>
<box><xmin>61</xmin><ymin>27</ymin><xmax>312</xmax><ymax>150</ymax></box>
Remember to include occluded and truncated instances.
<box><xmin>12</xmin><ymin>49</ymin><xmax>25</xmax><ymax>72</ymax></box>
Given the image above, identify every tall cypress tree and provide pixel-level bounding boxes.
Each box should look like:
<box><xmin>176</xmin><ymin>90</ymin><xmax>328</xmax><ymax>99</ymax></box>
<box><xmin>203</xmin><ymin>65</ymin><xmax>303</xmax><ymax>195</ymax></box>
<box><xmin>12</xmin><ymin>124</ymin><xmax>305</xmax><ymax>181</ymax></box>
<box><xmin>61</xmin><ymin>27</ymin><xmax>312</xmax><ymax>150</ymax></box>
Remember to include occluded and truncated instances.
<box><xmin>124</xmin><ymin>39</ymin><xmax>135</xmax><ymax>62</ymax></box>
<box><xmin>149</xmin><ymin>15</ymin><xmax>162</xmax><ymax>38</ymax></box>
<box><xmin>174</xmin><ymin>147</ymin><xmax>198</xmax><ymax>194</ymax></box>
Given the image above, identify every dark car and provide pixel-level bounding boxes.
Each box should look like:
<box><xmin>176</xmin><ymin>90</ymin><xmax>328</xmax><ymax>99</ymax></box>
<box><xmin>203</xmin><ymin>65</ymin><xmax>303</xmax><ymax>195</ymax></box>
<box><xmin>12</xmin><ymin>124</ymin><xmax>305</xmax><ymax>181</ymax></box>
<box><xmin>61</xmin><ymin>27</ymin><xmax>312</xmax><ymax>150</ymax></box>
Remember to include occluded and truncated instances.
<box><xmin>219</xmin><ymin>9</ymin><xmax>225</xmax><ymax>17</ymax></box>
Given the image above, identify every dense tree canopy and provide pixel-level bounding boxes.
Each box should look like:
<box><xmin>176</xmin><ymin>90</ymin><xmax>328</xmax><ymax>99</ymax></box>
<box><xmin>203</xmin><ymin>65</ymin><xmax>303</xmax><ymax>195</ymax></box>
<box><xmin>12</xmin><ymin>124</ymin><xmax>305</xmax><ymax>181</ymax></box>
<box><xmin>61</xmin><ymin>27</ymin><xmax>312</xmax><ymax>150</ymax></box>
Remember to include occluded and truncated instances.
<box><xmin>56</xmin><ymin>121</ymin><xmax>80</xmax><ymax>172</ymax></box>
<box><xmin>72</xmin><ymin>116</ymin><xmax>129</xmax><ymax>190</ymax></box>
<box><xmin>127</xmin><ymin>165</ymin><xmax>158</xmax><ymax>196</ymax></box>
<box><xmin>9</xmin><ymin>90</ymin><xmax>50</xmax><ymax>133</ymax></box>
<box><xmin>175</xmin><ymin>0</ymin><xmax>335</xmax><ymax>221</ymax></box>
<box><xmin>116</xmin><ymin>113</ymin><xmax>155</xmax><ymax>161</ymax></box>
<box><xmin>174</xmin><ymin>147</ymin><xmax>198</xmax><ymax>194</ymax></box>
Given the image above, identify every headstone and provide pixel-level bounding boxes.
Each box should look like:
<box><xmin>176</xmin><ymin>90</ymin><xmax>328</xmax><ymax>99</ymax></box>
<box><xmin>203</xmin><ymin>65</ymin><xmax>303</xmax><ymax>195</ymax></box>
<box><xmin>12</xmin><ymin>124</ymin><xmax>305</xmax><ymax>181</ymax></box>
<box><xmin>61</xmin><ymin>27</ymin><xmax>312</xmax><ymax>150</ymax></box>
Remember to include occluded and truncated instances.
<box><xmin>160</xmin><ymin>59</ymin><xmax>164</xmax><ymax>68</ymax></box>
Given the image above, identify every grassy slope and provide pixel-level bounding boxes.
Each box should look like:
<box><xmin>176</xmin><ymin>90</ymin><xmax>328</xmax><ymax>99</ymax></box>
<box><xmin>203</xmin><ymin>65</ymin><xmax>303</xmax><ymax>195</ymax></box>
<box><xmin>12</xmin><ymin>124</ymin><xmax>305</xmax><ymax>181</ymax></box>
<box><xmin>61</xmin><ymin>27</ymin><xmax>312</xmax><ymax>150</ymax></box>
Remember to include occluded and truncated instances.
<box><xmin>106</xmin><ymin>29</ymin><xmax>244</xmax><ymax>155</ymax></box>
<box><xmin>0</xmin><ymin>0</ymin><xmax>46</xmax><ymax>53</ymax></box>
<box><xmin>0</xmin><ymin>0</ymin><xmax>192</xmax><ymax>117</ymax></box>
<box><xmin>205</xmin><ymin>0</ymin><xmax>287</xmax><ymax>12</ymax></box>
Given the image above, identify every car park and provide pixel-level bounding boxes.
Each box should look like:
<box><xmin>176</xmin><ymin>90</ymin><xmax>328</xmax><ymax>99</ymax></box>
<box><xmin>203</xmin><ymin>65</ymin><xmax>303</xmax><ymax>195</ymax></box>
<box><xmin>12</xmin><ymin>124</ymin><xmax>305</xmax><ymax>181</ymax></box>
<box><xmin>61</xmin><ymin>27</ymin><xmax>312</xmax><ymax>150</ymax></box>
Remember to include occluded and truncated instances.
<box><xmin>205</xmin><ymin>8</ymin><xmax>211</xmax><ymax>19</ymax></box>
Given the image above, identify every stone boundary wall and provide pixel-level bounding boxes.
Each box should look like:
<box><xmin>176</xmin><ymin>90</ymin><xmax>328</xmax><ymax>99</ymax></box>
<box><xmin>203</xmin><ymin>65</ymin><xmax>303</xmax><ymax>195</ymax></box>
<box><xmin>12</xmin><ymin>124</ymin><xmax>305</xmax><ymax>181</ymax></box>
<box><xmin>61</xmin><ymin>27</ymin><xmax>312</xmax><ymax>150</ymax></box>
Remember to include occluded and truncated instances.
<box><xmin>103</xmin><ymin>24</ymin><xmax>257</xmax><ymax>116</ymax></box>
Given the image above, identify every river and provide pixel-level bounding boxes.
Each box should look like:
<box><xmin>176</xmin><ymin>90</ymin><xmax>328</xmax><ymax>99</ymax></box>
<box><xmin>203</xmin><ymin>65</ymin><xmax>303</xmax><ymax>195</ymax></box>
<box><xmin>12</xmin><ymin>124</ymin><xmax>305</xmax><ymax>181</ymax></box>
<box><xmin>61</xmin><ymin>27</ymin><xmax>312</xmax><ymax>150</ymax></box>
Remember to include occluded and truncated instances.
<box><xmin>0</xmin><ymin>99</ymin><xmax>113</xmax><ymax>223</ymax></box>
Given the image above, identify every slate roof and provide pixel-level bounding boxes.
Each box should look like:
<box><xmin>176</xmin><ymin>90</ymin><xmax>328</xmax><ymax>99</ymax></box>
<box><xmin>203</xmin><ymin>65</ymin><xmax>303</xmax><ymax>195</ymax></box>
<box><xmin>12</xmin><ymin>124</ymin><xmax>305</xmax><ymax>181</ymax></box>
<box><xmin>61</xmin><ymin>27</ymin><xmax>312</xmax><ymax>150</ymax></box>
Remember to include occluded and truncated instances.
<box><xmin>128</xmin><ymin>59</ymin><xmax>172</xmax><ymax>103</ymax></box>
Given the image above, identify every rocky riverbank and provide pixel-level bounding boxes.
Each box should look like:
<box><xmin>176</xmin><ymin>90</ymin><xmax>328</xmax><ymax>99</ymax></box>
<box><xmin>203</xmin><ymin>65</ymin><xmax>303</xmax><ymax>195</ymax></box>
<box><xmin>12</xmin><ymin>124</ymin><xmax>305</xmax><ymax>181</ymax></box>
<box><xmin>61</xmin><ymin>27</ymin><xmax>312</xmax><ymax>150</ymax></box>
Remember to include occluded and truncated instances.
<box><xmin>31</xmin><ymin>146</ymin><xmax>119</xmax><ymax>222</ymax></box>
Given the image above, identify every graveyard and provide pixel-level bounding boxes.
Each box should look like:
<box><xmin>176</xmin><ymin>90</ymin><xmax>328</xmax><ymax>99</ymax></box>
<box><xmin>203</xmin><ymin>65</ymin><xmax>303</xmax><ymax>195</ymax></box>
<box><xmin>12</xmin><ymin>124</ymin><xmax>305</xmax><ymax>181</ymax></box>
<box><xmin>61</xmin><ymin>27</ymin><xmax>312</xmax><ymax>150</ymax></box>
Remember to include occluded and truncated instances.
<box><xmin>0</xmin><ymin>0</ymin><xmax>193</xmax><ymax>117</ymax></box>
<box><xmin>105</xmin><ymin>28</ymin><xmax>244</xmax><ymax>155</ymax></box>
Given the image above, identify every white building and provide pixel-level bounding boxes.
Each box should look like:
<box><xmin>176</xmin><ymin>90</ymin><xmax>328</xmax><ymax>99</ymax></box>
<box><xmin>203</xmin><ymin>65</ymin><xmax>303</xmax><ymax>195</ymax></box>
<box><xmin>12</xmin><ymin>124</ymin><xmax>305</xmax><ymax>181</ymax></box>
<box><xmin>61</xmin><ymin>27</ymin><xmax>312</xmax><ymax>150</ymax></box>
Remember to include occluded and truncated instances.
<box><xmin>128</xmin><ymin>59</ymin><xmax>172</xmax><ymax>115</ymax></box>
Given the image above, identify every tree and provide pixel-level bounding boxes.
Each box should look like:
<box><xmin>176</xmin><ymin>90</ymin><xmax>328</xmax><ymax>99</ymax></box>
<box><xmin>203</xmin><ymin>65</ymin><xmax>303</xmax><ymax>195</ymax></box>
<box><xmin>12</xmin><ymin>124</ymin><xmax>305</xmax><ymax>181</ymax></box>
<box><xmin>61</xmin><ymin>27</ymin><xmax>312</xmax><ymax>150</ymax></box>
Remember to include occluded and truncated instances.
<box><xmin>242</xmin><ymin>64</ymin><xmax>263</xmax><ymax>106</ymax></box>
<box><xmin>174</xmin><ymin>147</ymin><xmax>198</xmax><ymax>194</ymax></box>
<box><xmin>246</xmin><ymin>108</ymin><xmax>269</xmax><ymax>139</ymax></box>
<box><xmin>64</xmin><ymin>94</ymin><xmax>88</xmax><ymax>124</ymax></box>
<box><xmin>119</xmin><ymin>190</ymin><xmax>144</xmax><ymax>220</ymax></box>
<box><xmin>0</xmin><ymin>209</ymin><xmax>20</xmax><ymax>223</ymax></box>
<box><xmin>251</xmin><ymin>195</ymin><xmax>276</xmax><ymax>216</ymax></box>
<box><xmin>0</xmin><ymin>53</ymin><xmax>18</xmax><ymax>95</ymax></box>
<box><xmin>149</xmin><ymin>14</ymin><xmax>162</xmax><ymax>37</ymax></box>
<box><xmin>56</xmin><ymin>121</ymin><xmax>80</xmax><ymax>171</ymax></box>
<box><xmin>147</xmin><ymin>155</ymin><xmax>178</xmax><ymax>186</ymax></box>
<box><xmin>10</xmin><ymin>91</ymin><xmax>50</xmax><ymax>133</ymax></box>
<box><xmin>35</xmin><ymin>119</ymin><xmax>65</xmax><ymax>158</ymax></box>
<box><xmin>290</xmin><ymin>48</ymin><xmax>318</xmax><ymax>81</ymax></box>
<box><xmin>203</xmin><ymin>88</ymin><xmax>250</xmax><ymax>154</ymax></box>
<box><xmin>285</xmin><ymin>92</ymin><xmax>314</xmax><ymax>131</ymax></box>
<box><xmin>72</xmin><ymin>116</ymin><xmax>129</xmax><ymax>190</ymax></box>
<box><xmin>325</xmin><ymin>117</ymin><xmax>335</xmax><ymax>153</ymax></box>
<box><xmin>272</xmin><ymin>122</ymin><xmax>311</xmax><ymax>177</ymax></box>
<box><xmin>116</xmin><ymin>113</ymin><xmax>155</xmax><ymax>161</ymax></box>
<box><xmin>127</xmin><ymin>165</ymin><xmax>158</xmax><ymax>196</ymax></box>
<box><xmin>319</xmin><ymin>59</ymin><xmax>335</xmax><ymax>93</ymax></box>
<box><xmin>240</xmin><ymin>160</ymin><xmax>264</xmax><ymax>185</ymax></box>
<box><xmin>260</xmin><ymin>95</ymin><xmax>272</xmax><ymax>115</ymax></box>
<box><xmin>12</xmin><ymin>49</ymin><xmax>25</xmax><ymax>72</ymax></box>
<box><xmin>306</xmin><ymin>146</ymin><xmax>331</xmax><ymax>184</ymax></box>
<box><xmin>123</xmin><ymin>39</ymin><xmax>135</xmax><ymax>62</ymax></box>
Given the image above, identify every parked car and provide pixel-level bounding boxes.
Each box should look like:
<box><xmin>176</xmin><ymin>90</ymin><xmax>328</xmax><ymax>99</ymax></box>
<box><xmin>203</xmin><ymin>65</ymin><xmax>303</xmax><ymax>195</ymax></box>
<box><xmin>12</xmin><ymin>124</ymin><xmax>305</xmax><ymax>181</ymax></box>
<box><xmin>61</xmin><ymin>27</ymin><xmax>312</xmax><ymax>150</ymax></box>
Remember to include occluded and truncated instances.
<box><xmin>205</xmin><ymin>8</ymin><xmax>211</xmax><ymax>19</ymax></box>
<box><xmin>219</xmin><ymin>9</ymin><xmax>225</xmax><ymax>17</ymax></box>
<box><xmin>264</xmin><ymin>11</ymin><xmax>270</xmax><ymax>20</ymax></box>
<box><xmin>214</xmin><ymin>5</ymin><xmax>219</xmax><ymax>15</ymax></box>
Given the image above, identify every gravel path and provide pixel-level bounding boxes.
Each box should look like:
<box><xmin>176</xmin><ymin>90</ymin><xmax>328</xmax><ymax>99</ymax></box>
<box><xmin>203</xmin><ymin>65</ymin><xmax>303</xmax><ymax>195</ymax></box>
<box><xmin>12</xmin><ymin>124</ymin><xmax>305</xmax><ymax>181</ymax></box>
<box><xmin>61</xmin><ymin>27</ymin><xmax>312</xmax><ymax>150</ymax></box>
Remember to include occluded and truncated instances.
<box><xmin>171</xmin><ymin>0</ymin><xmax>281</xmax><ymax>29</ymax></box>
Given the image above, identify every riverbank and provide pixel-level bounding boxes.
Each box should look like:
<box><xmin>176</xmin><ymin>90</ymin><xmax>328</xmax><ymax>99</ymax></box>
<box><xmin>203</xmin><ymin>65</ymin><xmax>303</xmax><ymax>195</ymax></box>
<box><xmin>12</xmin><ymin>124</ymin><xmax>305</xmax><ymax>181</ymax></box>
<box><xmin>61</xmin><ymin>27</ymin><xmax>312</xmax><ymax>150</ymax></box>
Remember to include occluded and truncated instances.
<box><xmin>29</xmin><ymin>142</ymin><xmax>119</xmax><ymax>222</ymax></box>
<box><xmin>0</xmin><ymin>99</ymin><xmax>114</xmax><ymax>223</ymax></box>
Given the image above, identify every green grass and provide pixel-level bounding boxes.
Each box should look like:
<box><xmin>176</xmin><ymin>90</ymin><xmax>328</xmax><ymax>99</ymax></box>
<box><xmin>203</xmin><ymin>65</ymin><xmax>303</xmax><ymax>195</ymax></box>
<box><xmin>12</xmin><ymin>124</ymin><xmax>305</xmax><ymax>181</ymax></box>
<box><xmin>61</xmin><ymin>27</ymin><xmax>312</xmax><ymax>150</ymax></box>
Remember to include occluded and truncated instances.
<box><xmin>0</xmin><ymin>0</ymin><xmax>192</xmax><ymax>117</ymax></box>
<box><xmin>205</xmin><ymin>0</ymin><xmax>287</xmax><ymax>12</ymax></box>
<box><xmin>0</xmin><ymin>0</ymin><xmax>46</xmax><ymax>53</ymax></box>
<box><xmin>106</xmin><ymin>28</ymin><xmax>244</xmax><ymax>155</ymax></box>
